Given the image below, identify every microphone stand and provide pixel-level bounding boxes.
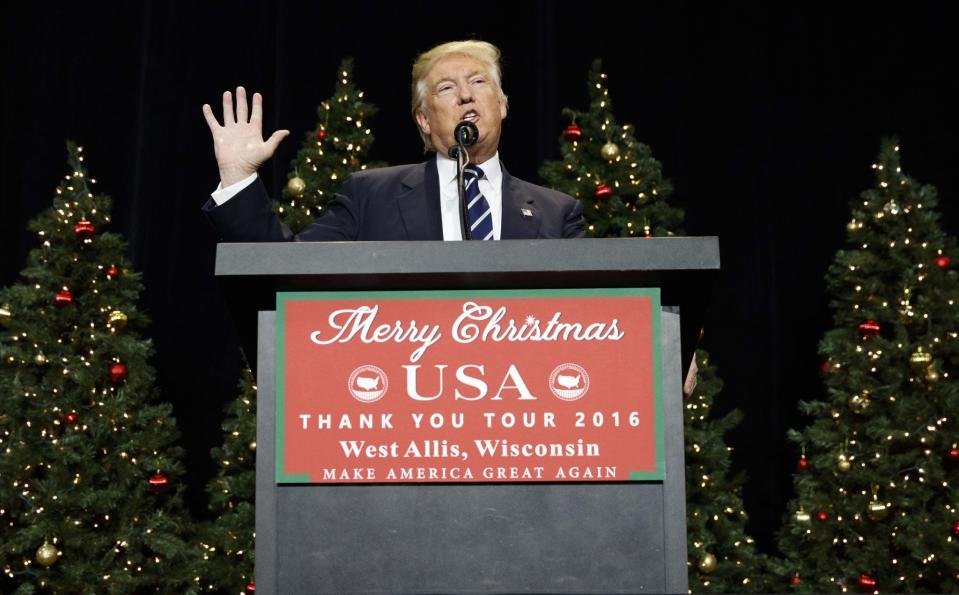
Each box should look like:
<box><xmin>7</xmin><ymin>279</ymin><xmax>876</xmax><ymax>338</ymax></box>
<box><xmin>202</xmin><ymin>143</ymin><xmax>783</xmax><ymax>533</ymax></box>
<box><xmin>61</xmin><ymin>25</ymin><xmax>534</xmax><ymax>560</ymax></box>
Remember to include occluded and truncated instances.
<box><xmin>449</xmin><ymin>120</ymin><xmax>479</xmax><ymax>241</ymax></box>
<box><xmin>451</xmin><ymin>144</ymin><xmax>472</xmax><ymax>240</ymax></box>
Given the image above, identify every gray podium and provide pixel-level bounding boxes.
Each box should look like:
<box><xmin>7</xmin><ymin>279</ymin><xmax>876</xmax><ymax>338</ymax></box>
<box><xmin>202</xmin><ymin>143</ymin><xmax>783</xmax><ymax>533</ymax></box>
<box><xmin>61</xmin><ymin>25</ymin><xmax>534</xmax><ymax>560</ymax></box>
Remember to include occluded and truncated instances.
<box><xmin>214</xmin><ymin>238</ymin><xmax>719</xmax><ymax>595</ymax></box>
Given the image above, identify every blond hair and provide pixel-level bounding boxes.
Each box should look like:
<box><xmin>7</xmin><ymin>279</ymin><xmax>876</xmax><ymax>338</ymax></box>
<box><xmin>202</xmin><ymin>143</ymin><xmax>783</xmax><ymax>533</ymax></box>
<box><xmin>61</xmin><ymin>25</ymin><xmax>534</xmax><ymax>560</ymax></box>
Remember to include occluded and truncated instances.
<box><xmin>411</xmin><ymin>40</ymin><xmax>509</xmax><ymax>152</ymax></box>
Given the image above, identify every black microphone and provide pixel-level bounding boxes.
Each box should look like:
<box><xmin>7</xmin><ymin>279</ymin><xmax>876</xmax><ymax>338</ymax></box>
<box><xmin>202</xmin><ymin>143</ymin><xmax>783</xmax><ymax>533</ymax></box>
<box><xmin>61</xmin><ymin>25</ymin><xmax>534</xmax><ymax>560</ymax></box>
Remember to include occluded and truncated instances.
<box><xmin>448</xmin><ymin>120</ymin><xmax>479</xmax><ymax>160</ymax></box>
<box><xmin>454</xmin><ymin>120</ymin><xmax>479</xmax><ymax>147</ymax></box>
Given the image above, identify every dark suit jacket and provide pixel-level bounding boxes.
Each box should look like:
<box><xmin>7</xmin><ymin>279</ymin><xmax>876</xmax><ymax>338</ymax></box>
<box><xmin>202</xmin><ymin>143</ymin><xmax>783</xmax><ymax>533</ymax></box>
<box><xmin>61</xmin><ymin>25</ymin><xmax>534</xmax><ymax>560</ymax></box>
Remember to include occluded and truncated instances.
<box><xmin>202</xmin><ymin>159</ymin><xmax>585</xmax><ymax>241</ymax></box>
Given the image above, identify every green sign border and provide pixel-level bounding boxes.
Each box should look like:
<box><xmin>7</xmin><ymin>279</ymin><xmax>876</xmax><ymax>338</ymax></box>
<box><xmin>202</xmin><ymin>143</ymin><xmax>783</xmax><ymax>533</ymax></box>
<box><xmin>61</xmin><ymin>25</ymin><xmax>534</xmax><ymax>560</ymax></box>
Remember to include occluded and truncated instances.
<box><xmin>276</xmin><ymin>288</ymin><xmax>664</xmax><ymax>483</ymax></box>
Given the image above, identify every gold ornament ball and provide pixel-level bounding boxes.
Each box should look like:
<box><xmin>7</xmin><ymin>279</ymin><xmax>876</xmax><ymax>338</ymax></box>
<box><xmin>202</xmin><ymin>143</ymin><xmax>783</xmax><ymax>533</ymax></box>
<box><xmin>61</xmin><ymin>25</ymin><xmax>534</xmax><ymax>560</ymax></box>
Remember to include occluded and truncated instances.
<box><xmin>846</xmin><ymin>220</ymin><xmax>858</xmax><ymax>232</ymax></box>
<box><xmin>0</xmin><ymin>304</ymin><xmax>11</xmax><ymax>327</ymax></box>
<box><xmin>34</xmin><ymin>352</ymin><xmax>47</xmax><ymax>366</ymax></box>
<box><xmin>35</xmin><ymin>541</ymin><xmax>59</xmax><ymax>566</ymax></box>
<box><xmin>848</xmin><ymin>393</ymin><xmax>870</xmax><ymax>414</ymax></box>
<box><xmin>287</xmin><ymin>176</ymin><xmax>307</xmax><ymax>197</ymax></box>
<box><xmin>909</xmin><ymin>349</ymin><xmax>933</xmax><ymax>371</ymax></box>
<box><xmin>249</xmin><ymin>441</ymin><xmax>257</xmax><ymax>451</ymax></box>
<box><xmin>600</xmin><ymin>142</ymin><xmax>620</xmax><ymax>161</ymax></box>
<box><xmin>837</xmin><ymin>454</ymin><xmax>851</xmax><ymax>473</ymax></box>
<box><xmin>108</xmin><ymin>310</ymin><xmax>128</xmax><ymax>330</ymax></box>
<box><xmin>925</xmin><ymin>366</ymin><xmax>939</xmax><ymax>383</ymax></box>
<box><xmin>697</xmin><ymin>552</ymin><xmax>717</xmax><ymax>574</ymax></box>
<box><xmin>794</xmin><ymin>509</ymin><xmax>811</xmax><ymax>523</ymax></box>
<box><xmin>867</xmin><ymin>500</ymin><xmax>889</xmax><ymax>520</ymax></box>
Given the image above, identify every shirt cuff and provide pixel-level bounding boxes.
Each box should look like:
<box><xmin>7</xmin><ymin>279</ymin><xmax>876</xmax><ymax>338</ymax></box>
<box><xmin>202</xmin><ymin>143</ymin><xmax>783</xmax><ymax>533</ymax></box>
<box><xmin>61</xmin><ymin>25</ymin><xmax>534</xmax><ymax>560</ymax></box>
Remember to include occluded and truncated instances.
<box><xmin>211</xmin><ymin>172</ymin><xmax>259</xmax><ymax>205</ymax></box>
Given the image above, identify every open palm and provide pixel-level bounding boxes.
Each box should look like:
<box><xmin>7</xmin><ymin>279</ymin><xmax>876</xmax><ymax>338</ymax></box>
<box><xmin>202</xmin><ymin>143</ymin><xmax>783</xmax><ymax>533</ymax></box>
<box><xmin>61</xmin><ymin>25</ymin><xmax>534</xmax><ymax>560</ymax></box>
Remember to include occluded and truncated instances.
<box><xmin>202</xmin><ymin>86</ymin><xmax>289</xmax><ymax>187</ymax></box>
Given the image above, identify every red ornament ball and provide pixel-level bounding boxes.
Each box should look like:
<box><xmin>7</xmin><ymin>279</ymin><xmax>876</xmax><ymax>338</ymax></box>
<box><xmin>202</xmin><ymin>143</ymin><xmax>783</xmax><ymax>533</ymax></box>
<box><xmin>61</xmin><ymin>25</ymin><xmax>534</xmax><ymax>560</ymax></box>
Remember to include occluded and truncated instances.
<box><xmin>563</xmin><ymin>123</ymin><xmax>582</xmax><ymax>142</ymax></box>
<box><xmin>106</xmin><ymin>265</ymin><xmax>119</xmax><ymax>278</ymax></box>
<box><xmin>820</xmin><ymin>360</ymin><xmax>832</xmax><ymax>376</ymax></box>
<box><xmin>246</xmin><ymin>580</ymin><xmax>255</xmax><ymax>593</ymax></box>
<box><xmin>858</xmin><ymin>574</ymin><xmax>876</xmax><ymax>591</ymax></box>
<box><xmin>858</xmin><ymin>320</ymin><xmax>880</xmax><ymax>339</ymax></box>
<box><xmin>65</xmin><ymin>411</ymin><xmax>78</xmax><ymax>425</ymax></box>
<box><xmin>935</xmin><ymin>255</ymin><xmax>951</xmax><ymax>269</ymax></box>
<box><xmin>148</xmin><ymin>473</ymin><xmax>169</xmax><ymax>494</ymax></box>
<box><xmin>790</xmin><ymin>575</ymin><xmax>801</xmax><ymax>586</ymax></box>
<box><xmin>797</xmin><ymin>457</ymin><xmax>809</xmax><ymax>471</ymax></box>
<box><xmin>109</xmin><ymin>362</ymin><xmax>128</xmax><ymax>384</ymax></box>
<box><xmin>74</xmin><ymin>220</ymin><xmax>95</xmax><ymax>239</ymax></box>
<box><xmin>948</xmin><ymin>448</ymin><xmax>959</xmax><ymax>461</ymax></box>
<box><xmin>55</xmin><ymin>289</ymin><xmax>74</xmax><ymax>306</ymax></box>
<box><xmin>595</xmin><ymin>183</ymin><xmax>613</xmax><ymax>199</ymax></box>
<box><xmin>816</xmin><ymin>510</ymin><xmax>829</xmax><ymax>522</ymax></box>
<box><xmin>952</xmin><ymin>521</ymin><xmax>959</xmax><ymax>537</ymax></box>
<box><xmin>315</xmin><ymin>129</ymin><xmax>327</xmax><ymax>140</ymax></box>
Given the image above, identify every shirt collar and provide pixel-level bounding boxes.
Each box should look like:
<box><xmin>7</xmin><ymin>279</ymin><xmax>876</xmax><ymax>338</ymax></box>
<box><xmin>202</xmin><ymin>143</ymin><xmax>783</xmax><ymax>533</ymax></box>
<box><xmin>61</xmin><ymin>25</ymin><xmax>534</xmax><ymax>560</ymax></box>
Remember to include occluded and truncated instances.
<box><xmin>436</xmin><ymin>151</ymin><xmax>502</xmax><ymax>189</ymax></box>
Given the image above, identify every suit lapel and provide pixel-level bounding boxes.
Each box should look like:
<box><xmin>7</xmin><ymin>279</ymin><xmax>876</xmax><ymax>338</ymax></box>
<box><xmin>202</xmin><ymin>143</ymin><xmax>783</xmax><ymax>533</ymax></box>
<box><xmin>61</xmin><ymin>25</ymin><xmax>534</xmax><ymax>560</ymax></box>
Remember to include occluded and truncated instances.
<box><xmin>500</xmin><ymin>164</ymin><xmax>541</xmax><ymax>239</ymax></box>
<box><xmin>396</xmin><ymin>160</ymin><xmax>444</xmax><ymax>240</ymax></box>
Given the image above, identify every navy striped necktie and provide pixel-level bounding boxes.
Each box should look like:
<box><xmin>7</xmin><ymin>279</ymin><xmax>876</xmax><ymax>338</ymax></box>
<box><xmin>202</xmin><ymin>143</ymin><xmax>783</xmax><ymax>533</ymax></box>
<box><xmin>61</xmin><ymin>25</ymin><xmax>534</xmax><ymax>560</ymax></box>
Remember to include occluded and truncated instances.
<box><xmin>463</xmin><ymin>165</ymin><xmax>494</xmax><ymax>240</ymax></box>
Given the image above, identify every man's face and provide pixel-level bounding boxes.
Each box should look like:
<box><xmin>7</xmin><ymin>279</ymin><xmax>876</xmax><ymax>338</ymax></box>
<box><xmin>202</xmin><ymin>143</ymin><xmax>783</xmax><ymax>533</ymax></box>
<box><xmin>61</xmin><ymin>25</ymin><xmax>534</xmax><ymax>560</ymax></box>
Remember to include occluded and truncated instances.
<box><xmin>415</xmin><ymin>54</ymin><xmax>507</xmax><ymax>162</ymax></box>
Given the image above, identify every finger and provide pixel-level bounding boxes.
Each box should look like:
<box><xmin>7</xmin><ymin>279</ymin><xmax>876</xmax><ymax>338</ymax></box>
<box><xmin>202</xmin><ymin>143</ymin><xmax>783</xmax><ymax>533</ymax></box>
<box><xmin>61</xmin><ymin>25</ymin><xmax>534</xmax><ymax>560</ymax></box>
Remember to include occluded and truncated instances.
<box><xmin>683</xmin><ymin>366</ymin><xmax>698</xmax><ymax>397</ymax></box>
<box><xmin>251</xmin><ymin>92</ymin><xmax>263</xmax><ymax>125</ymax></box>
<box><xmin>201</xmin><ymin>104</ymin><xmax>221</xmax><ymax>130</ymax></box>
<box><xmin>236</xmin><ymin>86</ymin><xmax>249</xmax><ymax>123</ymax></box>
<box><xmin>222</xmin><ymin>90</ymin><xmax>235</xmax><ymax>125</ymax></box>
<box><xmin>264</xmin><ymin>129</ymin><xmax>290</xmax><ymax>154</ymax></box>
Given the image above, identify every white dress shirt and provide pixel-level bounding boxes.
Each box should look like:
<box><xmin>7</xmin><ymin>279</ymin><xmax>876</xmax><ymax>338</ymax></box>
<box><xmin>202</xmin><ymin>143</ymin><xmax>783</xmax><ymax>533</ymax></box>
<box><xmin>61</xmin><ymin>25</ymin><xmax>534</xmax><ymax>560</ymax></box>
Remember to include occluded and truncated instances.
<box><xmin>436</xmin><ymin>151</ymin><xmax>502</xmax><ymax>241</ymax></box>
<box><xmin>209</xmin><ymin>151</ymin><xmax>504</xmax><ymax>240</ymax></box>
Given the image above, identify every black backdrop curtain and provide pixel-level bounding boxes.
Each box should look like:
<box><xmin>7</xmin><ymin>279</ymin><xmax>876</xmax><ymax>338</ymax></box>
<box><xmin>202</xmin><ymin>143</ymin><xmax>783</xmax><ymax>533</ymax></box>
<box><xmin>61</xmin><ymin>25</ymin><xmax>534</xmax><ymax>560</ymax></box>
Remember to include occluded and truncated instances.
<box><xmin>1</xmin><ymin>1</ymin><xmax>956</xmax><ymax>550</ymax></box>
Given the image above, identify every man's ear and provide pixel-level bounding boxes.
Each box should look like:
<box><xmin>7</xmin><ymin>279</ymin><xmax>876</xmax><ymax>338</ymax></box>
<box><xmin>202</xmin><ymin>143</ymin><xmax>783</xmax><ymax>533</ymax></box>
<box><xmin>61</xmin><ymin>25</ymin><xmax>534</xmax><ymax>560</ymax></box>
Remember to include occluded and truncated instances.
<box><xmin>499</xmin><ymin>98</ymin><xmax>507</xmax><ymax>121</ymax></box>
<box><xmin>415</xmin><ymin>109</ymin><xmax>431</xmax><ymax>135</ymax></box>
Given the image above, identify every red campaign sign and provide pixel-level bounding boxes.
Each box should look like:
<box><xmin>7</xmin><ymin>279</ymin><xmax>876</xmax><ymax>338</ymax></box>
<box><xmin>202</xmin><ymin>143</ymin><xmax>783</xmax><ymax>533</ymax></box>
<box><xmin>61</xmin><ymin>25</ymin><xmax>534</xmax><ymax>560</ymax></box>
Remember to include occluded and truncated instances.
<box><xmin>276</xmin><ymin>289</ymin><xmax>663</xmax><ymax>484</ymax></box>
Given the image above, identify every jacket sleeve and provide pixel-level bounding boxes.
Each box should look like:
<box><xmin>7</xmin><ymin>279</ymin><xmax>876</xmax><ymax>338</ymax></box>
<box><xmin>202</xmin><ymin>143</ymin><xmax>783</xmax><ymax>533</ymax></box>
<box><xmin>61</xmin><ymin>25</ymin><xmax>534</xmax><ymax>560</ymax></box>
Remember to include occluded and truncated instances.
<box><xmin>201</xmin><ymin>176</ymin><xmax>363</xmax><ymax>242</ymax></box>
<box><xmin>563</xmin><ymin>197</ymin><xmax>586</xmax><ymax>238</ymax></box>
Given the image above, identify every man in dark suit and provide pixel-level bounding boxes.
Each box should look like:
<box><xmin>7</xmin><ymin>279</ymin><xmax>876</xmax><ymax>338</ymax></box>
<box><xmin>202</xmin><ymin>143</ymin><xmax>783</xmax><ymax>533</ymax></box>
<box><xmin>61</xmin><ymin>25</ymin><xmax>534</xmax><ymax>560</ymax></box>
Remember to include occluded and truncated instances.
<box><xmin>200</xmin><ymin>40</ymin><xmax>584</xmax><ymax>241</ymax></box>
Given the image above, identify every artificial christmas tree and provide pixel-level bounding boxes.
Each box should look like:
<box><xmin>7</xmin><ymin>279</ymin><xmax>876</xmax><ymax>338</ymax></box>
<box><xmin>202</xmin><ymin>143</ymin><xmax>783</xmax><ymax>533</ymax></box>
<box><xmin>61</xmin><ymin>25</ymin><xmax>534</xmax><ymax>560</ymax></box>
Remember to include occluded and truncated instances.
<box><xmin>776</xmin><ymin>139</ymin><xmax>959</xmax><ymax>592</ymax></box>
<box><xmin>0</xmin><ymin>143</ymin><xmax>193</xmax><ymax>593</ymax></box>
<box><xmin>685</xmin><ymin>350</ymin><xmax>772</xmax><ymax>592</ymax></box>
<box><xmin>194</xmin><ymin>367</ymin><xmax>256</xmax><ymax>593</ymax></box>
<box><xmin>277</xmin><ymin>58</ymin><xmax>386</xmax><ymax>234</ymax></box>
<box><xmin>539</xmin><ymin>59</ymin><xmax>682</xmax><ymax>238</ymax></box>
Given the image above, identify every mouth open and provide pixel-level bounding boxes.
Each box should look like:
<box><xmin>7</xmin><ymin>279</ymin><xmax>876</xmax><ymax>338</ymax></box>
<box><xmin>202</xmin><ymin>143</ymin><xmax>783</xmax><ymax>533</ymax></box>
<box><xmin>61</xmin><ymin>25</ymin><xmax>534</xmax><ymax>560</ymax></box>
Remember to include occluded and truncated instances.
<box><xmin>462</xmin><ymin>110</ymin><xmax>479</xmax><ymax>123</ymax></box>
